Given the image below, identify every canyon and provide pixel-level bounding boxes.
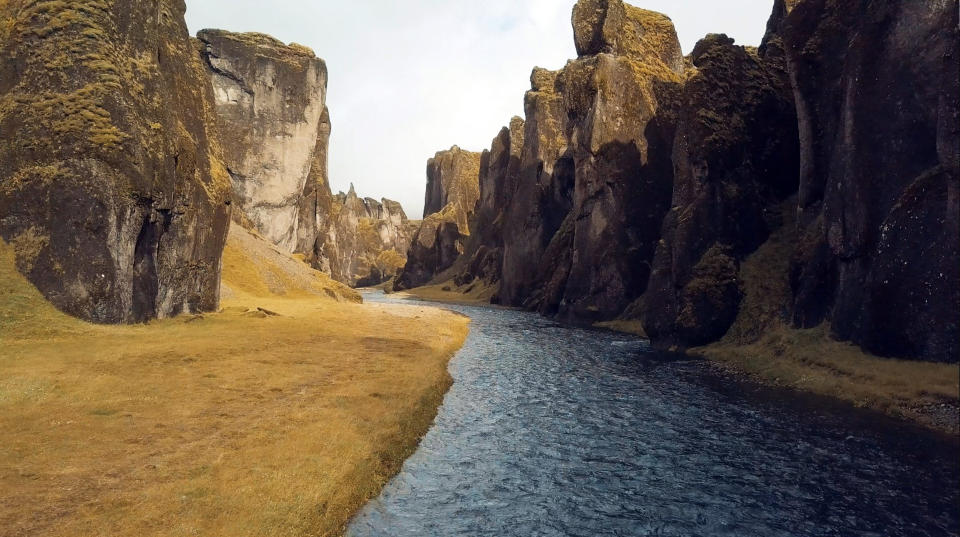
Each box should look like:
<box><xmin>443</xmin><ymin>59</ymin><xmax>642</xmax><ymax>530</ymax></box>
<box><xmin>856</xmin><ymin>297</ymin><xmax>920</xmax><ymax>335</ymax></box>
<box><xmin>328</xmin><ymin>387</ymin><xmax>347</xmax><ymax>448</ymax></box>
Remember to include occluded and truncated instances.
<box><xmin>198</xmin><ymin>29</ymin><xmax>416</xmax><ymax>288</ymax></box>
<box><xmin>0</xmin><ymin>0</ymin><xmax>957</xmax><ymax>535</ymax></box>
<box><xmin>404</xmin><ymin>0</ymin><xmax>959</xmax><ymax>364</ymax></box>
<box><xmin>0</xmin><ymin>4</ymin><xmax>415</xmax><ymax>327</ymax></box>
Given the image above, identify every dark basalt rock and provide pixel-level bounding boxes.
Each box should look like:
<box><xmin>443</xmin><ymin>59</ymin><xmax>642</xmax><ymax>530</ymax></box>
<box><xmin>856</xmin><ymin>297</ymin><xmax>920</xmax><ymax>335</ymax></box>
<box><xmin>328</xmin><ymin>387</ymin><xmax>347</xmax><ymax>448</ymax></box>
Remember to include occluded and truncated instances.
<box><xmin>771</xmin><ymin>0</ymin><xmax>959</xmax><ymax>362</ymax></box>
<box><xmin>0</xmin><ymin>0</ymin><xmax>231</xmax><ymax>323</ymax></box>
<box><xmin>528</xmin><ymin>4</ymin><xmax>684</xmax><ymax>323</ymax></box>
<box><xmin>500</xmin><ymin>67</ymin><xmax>571</xmax><ymax>308</ymax></box>
<box><xmin>641</xmin><ymin>33</ymin><xmax>800</xmax><ymax>348</ymax></box>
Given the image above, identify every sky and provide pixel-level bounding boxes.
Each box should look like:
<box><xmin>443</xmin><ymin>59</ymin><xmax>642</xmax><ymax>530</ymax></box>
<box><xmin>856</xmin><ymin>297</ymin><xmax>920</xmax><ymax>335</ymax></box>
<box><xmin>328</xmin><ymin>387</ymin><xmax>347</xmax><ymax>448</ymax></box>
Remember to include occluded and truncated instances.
<box><xmin>186</xmin><ymin>0</ymin><xmax>774</xmax><ymax>218</ymax></box>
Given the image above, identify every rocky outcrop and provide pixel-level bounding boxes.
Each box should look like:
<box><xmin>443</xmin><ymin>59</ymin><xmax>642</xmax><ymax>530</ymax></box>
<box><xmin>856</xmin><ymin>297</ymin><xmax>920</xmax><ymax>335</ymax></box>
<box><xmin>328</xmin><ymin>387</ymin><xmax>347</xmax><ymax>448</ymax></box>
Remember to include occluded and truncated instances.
<box><xmin>197</xmin><ymin>29</ymin><xmax>328</xmax><ymax>255</ymax></box>
<box><xmin>640</xmin><ymin>34</ymin><xmax>800</xmax><ymax>347</ymax></box>
<box><xmin>450</xmin><ymin>116</ymin><xmax>525</xmax><ymax>293</ymax></box>
<box><xmin>444</xmin><ymin>1</ymin><xmax>685</xmax><ymax>322</ymax></box>
<box><xmin>419</xmin><ymin>0</ymin><xmax>958</xmax><ymax>363</ymax></box>
<box><xmin>321</xmin><ymin>185</ymin><xmax>416</xmax><ymax>287</ymax></box>
<box><xmin>503</xmin><ymin>1</ymin><xmax>685</xmax><ymax>322</ymax></box>
<box><xmin>0</xmin><ymin>0</ymin><xmax>231</xmax><ymax>323</ymax></box>
<box><xmin>767</xmin><ymin>0</ymin><xmax>959</xmax><ymax>362</ymax></box>
<box><xmin>499</xmin><ymin>68</ymin><xmax>571</xmax><ymax>307</ymax></box>
<box><xmin>395</xmin><ymin>147</ymin><xmax>481</xmax><ymax>290</ymax></box>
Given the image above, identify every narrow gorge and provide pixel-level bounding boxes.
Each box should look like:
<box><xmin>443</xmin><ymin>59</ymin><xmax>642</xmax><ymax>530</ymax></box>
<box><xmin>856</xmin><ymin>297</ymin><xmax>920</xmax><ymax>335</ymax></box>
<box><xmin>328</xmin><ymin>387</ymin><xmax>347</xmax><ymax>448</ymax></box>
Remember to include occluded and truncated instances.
<box><xmin>0</xmin><ymin>0</ymin><xmax>957</xmax><ymax>535</ymax></box>
<box><xmin>401</xmin><ymin>0</ymin><xmax>959</xmax><ymax>365</ymax></box>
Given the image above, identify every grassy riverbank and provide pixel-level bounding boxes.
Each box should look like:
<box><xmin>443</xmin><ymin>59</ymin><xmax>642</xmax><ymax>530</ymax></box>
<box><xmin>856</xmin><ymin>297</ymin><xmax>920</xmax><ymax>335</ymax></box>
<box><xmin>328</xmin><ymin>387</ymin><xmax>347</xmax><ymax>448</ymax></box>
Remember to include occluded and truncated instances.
<box><xmin>0</xmin><ymin>228</ymin><xmax>469</xmax><ymax>537</ymax></box>
<box><xmin>693</xmin><ymin>325</ymin><xmax>959</xmax><ymax>435</ymax></box>
<box><xmin>392</xmin><ymin>278</ymin><xmax>499</xmax><ymax>306</ymax></box>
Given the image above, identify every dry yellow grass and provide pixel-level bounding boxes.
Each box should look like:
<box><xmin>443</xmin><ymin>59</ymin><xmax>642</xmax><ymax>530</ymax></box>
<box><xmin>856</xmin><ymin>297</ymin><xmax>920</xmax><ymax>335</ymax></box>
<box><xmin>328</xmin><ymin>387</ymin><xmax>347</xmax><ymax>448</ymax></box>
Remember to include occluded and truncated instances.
<box><xmin>0</xmin><ymin>230</ymin><xmax>469</xmax><ymax>537</ymax></box>
<box><xmin>694</xmin><ymin>325</ymin><xmax>959</xmax><ymax>434</ymax></box>
<box><xmin>396</xmin><ymin>278</ymin><xmax>499</xmax><ymax>306</ymax></box>
<box><xmin>593</xmin><ymin>319</ymin><xmax>647</xmax><ymax>338</ymax></box>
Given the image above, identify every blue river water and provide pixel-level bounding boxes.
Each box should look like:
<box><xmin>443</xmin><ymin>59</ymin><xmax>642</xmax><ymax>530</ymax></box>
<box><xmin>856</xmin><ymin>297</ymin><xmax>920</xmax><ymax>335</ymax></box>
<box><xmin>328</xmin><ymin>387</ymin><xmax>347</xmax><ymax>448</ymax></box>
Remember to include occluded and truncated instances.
<box><xmin>347</xmin><ymin>292</ymin><xmax>959</xmax><ymax>537</ymax></box>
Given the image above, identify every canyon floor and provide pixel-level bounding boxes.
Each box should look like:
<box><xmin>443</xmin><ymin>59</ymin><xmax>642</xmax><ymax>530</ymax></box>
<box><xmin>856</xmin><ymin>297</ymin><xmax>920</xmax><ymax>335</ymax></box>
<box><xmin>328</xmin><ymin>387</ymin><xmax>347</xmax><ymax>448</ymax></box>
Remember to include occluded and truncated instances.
<box><xmin>0</xmin><ymin>229</ymin><xmax>469</xmax><ymax>537</ymax></box>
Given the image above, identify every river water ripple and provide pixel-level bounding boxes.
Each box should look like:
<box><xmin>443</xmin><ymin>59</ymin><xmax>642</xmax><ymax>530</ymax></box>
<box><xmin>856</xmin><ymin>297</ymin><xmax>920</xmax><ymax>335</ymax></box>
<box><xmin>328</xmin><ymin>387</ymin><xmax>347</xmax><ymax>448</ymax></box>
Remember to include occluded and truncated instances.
<box><xmin>347</xmin><ymin>292</ymin><xmax>959</xmax><ymax>537</ymax></box>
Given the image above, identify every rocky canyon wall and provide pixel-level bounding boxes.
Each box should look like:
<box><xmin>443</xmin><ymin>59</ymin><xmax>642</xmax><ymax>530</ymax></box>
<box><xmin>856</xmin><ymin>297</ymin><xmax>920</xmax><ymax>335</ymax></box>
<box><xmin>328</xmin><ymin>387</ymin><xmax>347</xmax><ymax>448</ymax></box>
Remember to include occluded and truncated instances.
<box><xmin>395</xmin><ymin>147</ymin><xmax>481</xmax><ymax>290</ymax></box>
<box><xmin>417</xmin><ymin>0</ymin><xmax>958</xmax><ymax>363</ymax></box>
<box><xmin>0</xmin><ymin>0</ymin><xmax>232</xmax><ymax>323</ymax></box>
<box><xmin>197</xmin><ymin>29</ymin><xmax>328</xmax><ymax>255</ymax></box>
<box><xmin>321</xmin><ymin>185</ymin><xmax>417</xmax><ymax>287</ymax></box>
<box><xmin>767</xmin><ymin>0</ymin><xmax>959</xmax><ymax>362</ymax></box>
<box><xmin>198</xmin><ymin>29</ymin><xmax>415</xmax><ymax>289</ymax></box>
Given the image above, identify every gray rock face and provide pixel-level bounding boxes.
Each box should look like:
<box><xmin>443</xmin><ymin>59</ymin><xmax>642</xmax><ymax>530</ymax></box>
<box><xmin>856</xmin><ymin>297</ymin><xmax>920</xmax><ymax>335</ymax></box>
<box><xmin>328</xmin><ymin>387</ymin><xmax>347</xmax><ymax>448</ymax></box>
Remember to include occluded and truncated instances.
<box><xmin>197</xmin><ymin>29</ymin><xmax>328</xmax><ymax>254</ymax></box>
<box><xmin>321</xmin><ymin>185</ymin><xmax>416</xmax><ymax>287</ymax></box>
<box><xmin>0</xmin><ymin>0</ymin><xmax>231</xmax><ymax>323</ymax></box>
<box><xmin>499</xmin><ymin>68</ymin><xmax>570</xmax><ymax>307</ymax></box>
<box><xmin>450</xmin><ymin>117</ymin><xmax>525</xmax><ymax>294</ymax></box>
<box><xmin>395</xmin><ymin>147</ymin><xmax>482</xmax><ymax>290</ymax></box>
<box><xmin>450</xmin><ymin>0</ymin><xmax>686</xmax><ymax>322</ymax></box>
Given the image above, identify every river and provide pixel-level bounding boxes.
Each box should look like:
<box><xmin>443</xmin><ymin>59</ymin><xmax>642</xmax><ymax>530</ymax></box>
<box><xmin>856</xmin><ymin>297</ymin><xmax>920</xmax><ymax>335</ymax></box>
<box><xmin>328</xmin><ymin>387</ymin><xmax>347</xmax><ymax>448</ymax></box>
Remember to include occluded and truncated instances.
<box><xmin>347</xmin><ymin>291</ymin><xmax>959</xmax><ymax>537</ymax></box>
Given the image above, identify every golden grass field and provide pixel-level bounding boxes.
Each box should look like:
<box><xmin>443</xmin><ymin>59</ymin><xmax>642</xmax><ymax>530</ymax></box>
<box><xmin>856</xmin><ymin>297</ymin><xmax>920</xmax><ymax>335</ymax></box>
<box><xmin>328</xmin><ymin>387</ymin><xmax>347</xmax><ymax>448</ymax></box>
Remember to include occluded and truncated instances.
<box><xmin>0</xmin><ymin>226</ymin><xmax>469</xmax><ymax>537</ymax></box>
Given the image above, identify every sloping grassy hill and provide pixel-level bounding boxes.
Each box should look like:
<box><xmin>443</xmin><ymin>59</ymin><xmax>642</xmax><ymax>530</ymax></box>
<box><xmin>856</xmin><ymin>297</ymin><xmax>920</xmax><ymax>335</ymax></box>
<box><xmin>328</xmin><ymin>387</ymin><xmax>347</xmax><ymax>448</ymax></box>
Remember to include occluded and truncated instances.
<box><xmin>0</xmin><ymin>231</ymin><xmax>469</xmax><ymax>537</ymax></box>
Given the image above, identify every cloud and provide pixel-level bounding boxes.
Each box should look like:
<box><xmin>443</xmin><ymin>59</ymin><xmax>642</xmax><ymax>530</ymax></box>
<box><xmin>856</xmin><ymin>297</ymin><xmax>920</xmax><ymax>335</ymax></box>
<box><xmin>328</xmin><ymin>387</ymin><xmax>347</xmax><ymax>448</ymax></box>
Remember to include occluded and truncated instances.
<box><xmin>186</xmin><ymin>0</ymin><xmax>773</xmax><ymax>218</ymax></box>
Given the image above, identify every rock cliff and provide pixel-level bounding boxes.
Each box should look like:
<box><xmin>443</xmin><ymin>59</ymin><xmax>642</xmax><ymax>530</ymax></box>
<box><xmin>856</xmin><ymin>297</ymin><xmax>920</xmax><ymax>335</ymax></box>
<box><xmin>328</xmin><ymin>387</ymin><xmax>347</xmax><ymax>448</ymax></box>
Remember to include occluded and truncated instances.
<box><xmin>417</xmin><ymin>0</ymin><xmax>958</xmax><ymax>362</ymax></box>
<box><xmin>197</xmin><ymin>29</ymin><xmax>414</xmax><ymax>289</ymax></box>
<box><xmin>321</xmin><ymin>185</ymin><xmax>416</xmax><ymax>287</ymax></box>
<box><xmin>640</xmin><ymin>34</ymin><xmax>800</xmax><ymax>347</ymax></box>
<box><xmin>197</xmin><ymin>29</ymin><xmax>328</xmax><ymax>255</ymax></box>
<box><xmin>0</xmin><ymin>0</ymin><xmax>231</xmax><ymax>323</ymax></box>
<box><xmin>497</xmin><ymin>0</ymin><xmax>685</xmax><ymax>322</ymax></box>
<box><xmin>767</xmin><ymin>0</ymin><xmax>959</xmax><ymax>362</ymax></box>
<box><xmin>395</xmin><ymin>147</ymin><xmax>481</xmax><ymax>290</ymax></box>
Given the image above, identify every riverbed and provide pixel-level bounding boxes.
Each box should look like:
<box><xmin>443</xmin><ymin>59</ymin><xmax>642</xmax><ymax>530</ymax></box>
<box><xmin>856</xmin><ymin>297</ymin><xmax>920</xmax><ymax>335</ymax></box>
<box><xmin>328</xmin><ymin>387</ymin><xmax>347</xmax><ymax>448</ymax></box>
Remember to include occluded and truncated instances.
<box><xmin>348</xmin><ymin>291</ymin><xmax>959</xmax><ymax>537</ymax></box>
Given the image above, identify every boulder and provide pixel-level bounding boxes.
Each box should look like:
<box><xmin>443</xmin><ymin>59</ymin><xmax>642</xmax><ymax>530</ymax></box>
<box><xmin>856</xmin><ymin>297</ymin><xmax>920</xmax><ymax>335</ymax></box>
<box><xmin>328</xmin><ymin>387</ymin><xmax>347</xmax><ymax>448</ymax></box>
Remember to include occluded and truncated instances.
<box><xmin>0</xmin><ymin>0</ymin><xmax>232</xmax><ymax>323</ymax></box>
<box><xmin>572</xmin><ymin>0</ymin><xmax>685</xmax><ymax>73</ymax></box>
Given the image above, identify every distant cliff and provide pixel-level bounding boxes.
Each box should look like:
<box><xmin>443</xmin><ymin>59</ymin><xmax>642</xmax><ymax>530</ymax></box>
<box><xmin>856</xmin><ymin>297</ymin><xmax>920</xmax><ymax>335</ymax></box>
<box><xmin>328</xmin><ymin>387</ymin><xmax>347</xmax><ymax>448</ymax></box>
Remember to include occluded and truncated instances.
<box><xmin>0</xmin><ymin>0</ymin><xmax>231</xmax><ymax>323</ymax></box>
<box><xmin>395</xmin><ymin>147</ymin><xmax>481</xmax><ymax>290</ymax></box>
<box><xmin>414</xmin><ymin>0</ymin><xmax>959</xmax><ymax>363</ymax></box>
<box><xmin>322</xmin><ymin>185</ymin><xmax>417</xmax><ymax>287</ymax></box>
<box><xmin>197</xmin><ymin>29</ymin><xmax>414</xmax><ymax>288</ymax></box>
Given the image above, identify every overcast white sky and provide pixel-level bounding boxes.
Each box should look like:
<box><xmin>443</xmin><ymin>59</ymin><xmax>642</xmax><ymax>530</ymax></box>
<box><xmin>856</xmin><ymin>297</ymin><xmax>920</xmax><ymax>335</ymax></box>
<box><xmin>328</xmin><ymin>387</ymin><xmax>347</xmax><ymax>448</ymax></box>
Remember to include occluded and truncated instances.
<box><xmin>186</xmin><ymin>0</ymin><xmax>773</xmax><ymax>218</ymax></box>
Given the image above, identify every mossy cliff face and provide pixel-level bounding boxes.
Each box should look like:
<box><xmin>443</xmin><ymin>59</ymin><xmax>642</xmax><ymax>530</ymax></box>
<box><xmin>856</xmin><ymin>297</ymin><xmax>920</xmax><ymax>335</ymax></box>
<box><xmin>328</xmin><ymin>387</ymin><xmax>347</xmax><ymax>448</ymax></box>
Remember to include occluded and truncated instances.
<box><xmin>454</xmin><ymin>0</ymin><xmax>685</xmax><ymax>320</ymax></box>
<box><xmin>197</xmin><ymin>29</ymin><xmax>328</xmax><ymax>255</ymax></box>
<box><xmin>640</xmin><ymin>34</ymin><xmax>800</xmax><ymax>347</ymax></box>
<box><xmin>513</xmin><ymin>0</ymin><xmax>684</xmax><ymax>322</ymax></box>
<box><xmin>499</xmin><ymin>68</ymin><xmax>570</xmax><ymax>307</ymax></box>
<box><xmin>422</xmin><ymin>0</ymin><xmax>957</xmax><ymax>363</ymax></box>
<box><xmin>767</xmin><ymin>0</ymin><xmax>959</xmax><ymax>362</ymax></box>
<box><xmin>395</xmin><ymin>146</ymin><xmax>481</xmax><ymax>290</ymax></box>
<box><xmin>0</xmin><ymin>0</ymin><xmax>231</xmax><ymax>323</ymax></box>
<box><xmin>448</xmin><ymin>116</ymin><xmax>525</xmax><ymax>293</ymax></box>
<box><xmin>320</xmin><ymin>184</ymin><xmax>414</xmax><ymax>287</ymax></box>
